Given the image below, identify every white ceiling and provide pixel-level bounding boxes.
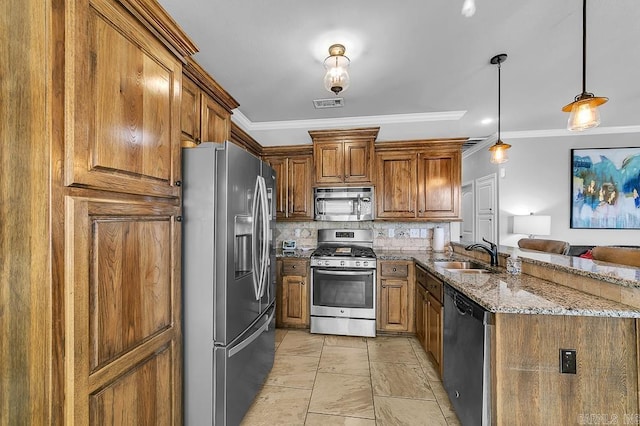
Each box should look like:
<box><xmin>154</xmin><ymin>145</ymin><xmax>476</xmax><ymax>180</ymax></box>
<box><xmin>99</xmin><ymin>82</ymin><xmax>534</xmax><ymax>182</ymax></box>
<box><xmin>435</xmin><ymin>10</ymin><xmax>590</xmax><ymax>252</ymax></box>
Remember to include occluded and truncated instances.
<box><xmin>158</xmin><ymin>0</ymin><xmax>640</xmax><ymax>147</ymax></box>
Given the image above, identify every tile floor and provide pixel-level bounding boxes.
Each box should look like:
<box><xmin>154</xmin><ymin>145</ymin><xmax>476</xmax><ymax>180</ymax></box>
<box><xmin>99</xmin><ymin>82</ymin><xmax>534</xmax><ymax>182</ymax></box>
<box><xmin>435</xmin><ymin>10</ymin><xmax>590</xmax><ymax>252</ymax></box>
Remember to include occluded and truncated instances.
<box><xmin>241</xmin><ymin>329</ymin><xmax>461</xmax><ymax>426</ymax></box>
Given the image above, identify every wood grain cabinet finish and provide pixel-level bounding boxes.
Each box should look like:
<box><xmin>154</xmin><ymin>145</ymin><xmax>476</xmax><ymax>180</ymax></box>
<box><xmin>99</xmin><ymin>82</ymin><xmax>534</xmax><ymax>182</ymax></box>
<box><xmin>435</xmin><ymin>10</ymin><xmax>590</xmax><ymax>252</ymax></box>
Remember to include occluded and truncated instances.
<box><xmin>375</xmin><ymin>140</ymin><xmax>464</xmax><ymax>221</ymax></box>
<box><xmin>415</xmin><ymin>264</ymin><xmax>443</xmax><ymax>376</ymax></box>
<box><xmin>66</xmin><ymin>0</ymin><xmax>184</xmax><ymax>199</ymax></box>
<box><xmin>377</xmin><ymin>261</ymin><xmax>414</xmax><ymax>333</ymax></box>
<box><xmin>309</xmin><ymin>127</ymin><xmax>378</xmax><ymax>186</ymax></box>
<box><xmin>264</xmin><ymin>148</ymin><xmax>314</xmax><ymax>221</ymax></box>
<box><xmin>66</xmin><ymin>195</ymin><xmax>182</xmax><ymax>424</ymax></box>
<box><xmin>180</xmin><ymin>76</ymin><xmax>231</xmax><ymax>146</ymax></box>
<box><xmin>180</xmin><ymin>58</ymin><xmax>238</xmax><ymax>150</ymax></box>
<box><xmin>1</xmin><ymin>0</ymin><xmax>195</xmax><ymax>423</ymax></box>
<box><xmin>276</xmin><ymin>259</ymin><xmax>310</xmax><ymax>328</ymax></box>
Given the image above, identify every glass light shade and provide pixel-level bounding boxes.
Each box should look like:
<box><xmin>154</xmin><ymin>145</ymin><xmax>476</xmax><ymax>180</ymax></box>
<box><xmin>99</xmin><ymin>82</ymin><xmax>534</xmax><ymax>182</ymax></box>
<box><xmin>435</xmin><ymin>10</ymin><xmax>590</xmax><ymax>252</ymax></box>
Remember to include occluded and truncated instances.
<box><xmin>461</xmin><ymin>0</ymin><xmax>476</xmax><ymax>17</ymax></box>
<box><xmin>488</xmin><ymin>141</ymin><xmax>511</xmax><ymax>164</ymax></box>
<box><xmin>323</xmin><ymin>55</ymin><xmax>350</xmax><ymax>95</ymax></box>
<box><xmin>513</xmin><ymin>215</ymin><xmax>551</xmax><ymax>238</ymax></box>
<box><xmin>564</xmin><ymin>95</ymin><xmax>607</xmax><ymax>131</ymax></box>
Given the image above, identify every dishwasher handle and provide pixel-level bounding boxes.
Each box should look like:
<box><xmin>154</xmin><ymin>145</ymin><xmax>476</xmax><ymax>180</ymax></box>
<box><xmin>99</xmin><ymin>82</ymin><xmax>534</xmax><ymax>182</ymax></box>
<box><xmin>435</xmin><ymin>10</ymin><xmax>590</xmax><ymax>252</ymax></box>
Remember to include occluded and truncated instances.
<box><xmin>453</xmin><ymin>293</ymin><xmax>473</xmax><ymax>316</ymax></box>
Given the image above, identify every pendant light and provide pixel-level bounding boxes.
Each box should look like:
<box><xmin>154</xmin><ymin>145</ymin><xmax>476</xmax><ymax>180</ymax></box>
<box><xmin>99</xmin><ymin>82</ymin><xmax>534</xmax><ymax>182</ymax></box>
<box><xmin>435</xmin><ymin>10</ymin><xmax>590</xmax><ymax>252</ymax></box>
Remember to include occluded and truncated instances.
<box><xmin>489</xmin><ymin>53</ymin><xmax>510</xmax><ymax>164</ymax></box>
<box><xmin>562</xmin><ymin>0</ymin><xmax>608</xmax><ymax>131</ymax></box>
<box><xmin>323</xmin><ymin>44</ymin><xmax>350</xmax><ymax>95</ymax></box>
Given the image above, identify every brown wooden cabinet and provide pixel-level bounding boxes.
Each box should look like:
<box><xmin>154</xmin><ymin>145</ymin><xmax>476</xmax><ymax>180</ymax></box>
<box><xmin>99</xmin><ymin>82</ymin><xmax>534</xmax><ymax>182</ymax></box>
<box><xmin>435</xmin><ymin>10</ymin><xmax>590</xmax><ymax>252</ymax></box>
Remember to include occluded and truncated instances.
<box><xmin>377</xmin><ymin>260</ymin><xmax>414</xmax><ymax>333</ymax></box>
<box><xmin>415</xmin><ymin>263</ymin><xmax>443</xmax><ymax>376</ymax></box>
<box><xmin>309</xmin><ymin>127</ymin><xmax>379</xmax><ymax>186</ymax></box>
<box><xmin>2</xmin><ymin>0</ymin><xmax>198</xmax><ymax>423</ymax></box>
<box><xmin>276</xmin><ymin>259</ymin><xmax>310</xmax><ymax>328</ymax></box>
<box><xmin>180</xmin><ymin>58</ymin><xmax>239</xmax><ymax>147</ymax></box>
<box><xmin>375</xmin><ymin>140</ymin><xmax>464</xmax><ymax>221</ymax></box>
<box><xmin>264</xmin><ymin>146</ymin><xmax>314</xmax><ymax>221</ymax></box>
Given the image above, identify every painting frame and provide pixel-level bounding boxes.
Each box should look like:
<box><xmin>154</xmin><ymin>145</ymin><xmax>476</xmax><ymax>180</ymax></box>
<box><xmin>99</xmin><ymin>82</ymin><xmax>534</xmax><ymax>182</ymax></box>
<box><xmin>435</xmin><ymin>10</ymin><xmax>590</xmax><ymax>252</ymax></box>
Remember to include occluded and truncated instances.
<box><xmin>571</xmin><ymin>147</ymin><xmax>640</xmax><ymax>229</ymax></box>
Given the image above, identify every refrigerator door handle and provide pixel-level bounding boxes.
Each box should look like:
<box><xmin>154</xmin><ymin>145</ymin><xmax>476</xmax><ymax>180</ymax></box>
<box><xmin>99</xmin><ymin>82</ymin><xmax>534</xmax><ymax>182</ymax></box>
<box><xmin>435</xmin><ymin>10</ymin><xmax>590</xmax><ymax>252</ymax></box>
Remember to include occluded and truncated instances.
<box><xmin>228</xmin><ymin>308</ymin><xmax>275</xmax><ymax>358</ymax></box>
<box><xmin>251</xmin><ymin>176</ymin><xmax>261</xmax><ymax>300</ymax></box>
<box><xmin>259</xmin><ymin>176</ymin><xmax>270</xmax><ymax>298</ymax></box>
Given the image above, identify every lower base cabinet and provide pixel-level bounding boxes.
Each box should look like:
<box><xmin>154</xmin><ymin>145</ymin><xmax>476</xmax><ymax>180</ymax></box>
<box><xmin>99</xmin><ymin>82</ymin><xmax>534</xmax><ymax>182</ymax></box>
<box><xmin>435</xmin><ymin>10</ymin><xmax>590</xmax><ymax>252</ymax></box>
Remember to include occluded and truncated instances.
<box><xmin>378</xmin><ymin>261</ymin><xmax>414</xmax><ymax>332</ymax></box>
<box><xmin>415</xmin><ymin>263</ymin><xmax>443</xmax><ymax>376</ymax></box>
<box><xmin>276</xmin><ymin>258</ymin><xmax>309</xmax><ymax>328</ymax></box>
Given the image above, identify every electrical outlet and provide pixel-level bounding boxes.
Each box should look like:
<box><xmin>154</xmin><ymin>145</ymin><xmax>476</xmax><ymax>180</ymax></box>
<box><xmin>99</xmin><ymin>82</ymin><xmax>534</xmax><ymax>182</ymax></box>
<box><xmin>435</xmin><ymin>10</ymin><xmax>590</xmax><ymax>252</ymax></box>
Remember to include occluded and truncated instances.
<box><xmin>560</xmin><ymin>349</ymin><xmax>577</xmax><ymax>374</ymax></box>
<box><xmin>388</xmin><ymin>228</ymin><xmax>395</xmax><ymax>238</ymax></box>
<box><xmin>410</xmin><ymin>228</ymin><xmax>420</xmax><ymax>238</ymax></box>
<box><xmin>420</xmin><ymin>228</ymin><xmax>428</xmax><ymax>238</ymax></box>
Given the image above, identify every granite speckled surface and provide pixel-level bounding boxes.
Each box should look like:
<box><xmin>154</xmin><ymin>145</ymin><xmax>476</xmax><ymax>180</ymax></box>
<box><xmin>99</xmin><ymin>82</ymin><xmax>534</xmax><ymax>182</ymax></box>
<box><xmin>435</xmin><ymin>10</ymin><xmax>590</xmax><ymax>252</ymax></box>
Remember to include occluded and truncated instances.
<box><xmin>376</xmin><ymin>250</ymin><xmax>640</xmax><ymax>318</ymax></box>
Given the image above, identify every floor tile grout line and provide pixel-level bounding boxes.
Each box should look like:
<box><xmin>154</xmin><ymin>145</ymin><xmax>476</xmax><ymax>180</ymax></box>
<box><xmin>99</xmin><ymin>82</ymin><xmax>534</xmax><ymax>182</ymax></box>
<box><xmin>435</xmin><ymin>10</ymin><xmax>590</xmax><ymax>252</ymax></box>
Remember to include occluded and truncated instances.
<box><xmin>302</xmin><ymin>334</ymin><xmax>324</xmax><ymax>425</ymax></box>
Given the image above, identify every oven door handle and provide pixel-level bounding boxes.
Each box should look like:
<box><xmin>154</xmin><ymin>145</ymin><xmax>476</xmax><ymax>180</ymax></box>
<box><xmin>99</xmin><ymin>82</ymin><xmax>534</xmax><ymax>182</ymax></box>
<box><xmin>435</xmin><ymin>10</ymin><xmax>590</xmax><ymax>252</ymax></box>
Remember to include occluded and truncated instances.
<box><xmin>314</xmin><ymin>269</ymin><xmax>374</xmax><ymax>276</ymax></box>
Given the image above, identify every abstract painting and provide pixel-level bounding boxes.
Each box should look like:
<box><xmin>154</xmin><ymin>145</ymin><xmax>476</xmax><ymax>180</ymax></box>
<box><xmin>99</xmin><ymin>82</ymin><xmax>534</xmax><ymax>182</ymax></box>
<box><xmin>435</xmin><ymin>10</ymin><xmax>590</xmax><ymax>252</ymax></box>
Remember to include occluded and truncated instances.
<box><xmin>571</xmin><ymin>147</ymin><xmax>640</xmax><ymax>229</ymax></box>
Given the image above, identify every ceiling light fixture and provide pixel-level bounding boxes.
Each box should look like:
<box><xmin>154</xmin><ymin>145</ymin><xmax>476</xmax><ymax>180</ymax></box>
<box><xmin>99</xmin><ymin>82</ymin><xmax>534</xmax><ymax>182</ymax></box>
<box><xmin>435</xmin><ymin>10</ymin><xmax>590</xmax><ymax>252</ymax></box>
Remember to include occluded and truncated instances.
<box><xmin>562</xmin><ymin>0</ymin><xmax>608</xmax><ymax>131</ymax></box>
<box><xmin>488</xmin><ymin>53</ymin><xmax>511</xmax><ymax>164</ymax></box>
<box><xmin>323</xmin><ymin>44</ymin><xmax>350</xmax><ymax>95</ymax></box>
<box><xmin>461</xmin><ymin>0</ymin><xmax>476</xmax><ymax>17</ymax></box>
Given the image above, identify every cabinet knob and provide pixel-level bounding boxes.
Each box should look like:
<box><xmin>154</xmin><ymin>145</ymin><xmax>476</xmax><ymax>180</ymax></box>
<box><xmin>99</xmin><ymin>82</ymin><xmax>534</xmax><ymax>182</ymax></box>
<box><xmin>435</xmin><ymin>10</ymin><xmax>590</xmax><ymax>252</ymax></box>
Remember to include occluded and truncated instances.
<box><xmin>392</xmin><ymin>267</ymin><xmax>397</xmax><ymax>272</ymax></box>
<box><xmin>175</xmin><ymin>180</ymin><xmax>182</xmax><ymax>187</ymax></box>
<box><xmin>195</xmin><ymin>137</ymin><xmax>201</xmax><ymax>144</ymax></box>
<box><xmin>419</xmin><ymin>210</ymin><xmax>423</xmax><ymax>213</ymax></box>
<box><xmin>292</xmin><ymin>265</ymin><xmax>296</xmax><ymax>269</ymax></box>
<box><xmin>176</xmin><ymin>216</ymin><xmax>183</xmax><ymax>222</ymax></box>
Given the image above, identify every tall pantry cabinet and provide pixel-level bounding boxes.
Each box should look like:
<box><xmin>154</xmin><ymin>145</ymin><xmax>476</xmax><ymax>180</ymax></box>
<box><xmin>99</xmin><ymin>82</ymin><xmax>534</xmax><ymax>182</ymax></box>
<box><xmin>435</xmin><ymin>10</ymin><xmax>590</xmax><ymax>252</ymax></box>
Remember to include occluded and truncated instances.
<box><xmin>1</xmin><ymin>0</ymin><xmax>197</xmax><ymax>423</ymax></box>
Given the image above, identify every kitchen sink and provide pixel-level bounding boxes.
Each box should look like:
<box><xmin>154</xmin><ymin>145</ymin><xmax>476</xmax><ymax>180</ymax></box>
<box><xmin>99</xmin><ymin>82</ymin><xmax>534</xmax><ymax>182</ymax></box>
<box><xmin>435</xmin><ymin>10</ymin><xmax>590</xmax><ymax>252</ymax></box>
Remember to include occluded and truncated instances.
<box><xmin>433</xmin><ymin>261</ymin><xmax>491</xmax><ymax>273</ymax></box>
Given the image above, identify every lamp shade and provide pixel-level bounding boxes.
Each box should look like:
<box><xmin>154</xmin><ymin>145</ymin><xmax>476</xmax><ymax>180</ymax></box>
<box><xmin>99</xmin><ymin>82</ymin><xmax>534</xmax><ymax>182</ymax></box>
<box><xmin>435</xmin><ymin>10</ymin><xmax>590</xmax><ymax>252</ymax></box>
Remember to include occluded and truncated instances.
<box><xmin>513</xmin><ymin>215</ymin><xmax>551</xmax><ymax>238</ymax></box>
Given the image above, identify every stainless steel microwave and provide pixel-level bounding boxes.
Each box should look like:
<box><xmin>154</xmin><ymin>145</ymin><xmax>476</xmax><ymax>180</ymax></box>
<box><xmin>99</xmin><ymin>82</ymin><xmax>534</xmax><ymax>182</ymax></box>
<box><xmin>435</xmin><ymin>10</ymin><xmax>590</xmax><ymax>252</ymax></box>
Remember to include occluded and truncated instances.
<box><xmin>314</xmin><ymin>187</ymin><xmax>375</xmax><ymax>221</ymax></box>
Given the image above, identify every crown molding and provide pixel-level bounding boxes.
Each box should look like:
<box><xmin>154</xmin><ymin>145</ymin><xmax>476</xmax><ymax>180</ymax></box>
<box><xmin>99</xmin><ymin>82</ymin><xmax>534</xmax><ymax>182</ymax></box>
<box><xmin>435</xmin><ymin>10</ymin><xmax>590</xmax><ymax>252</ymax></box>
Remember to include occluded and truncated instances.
<box><xmin>231</xmin><ymin>109</ymin><xmax>466</xmax><ymax>131</ymax></box>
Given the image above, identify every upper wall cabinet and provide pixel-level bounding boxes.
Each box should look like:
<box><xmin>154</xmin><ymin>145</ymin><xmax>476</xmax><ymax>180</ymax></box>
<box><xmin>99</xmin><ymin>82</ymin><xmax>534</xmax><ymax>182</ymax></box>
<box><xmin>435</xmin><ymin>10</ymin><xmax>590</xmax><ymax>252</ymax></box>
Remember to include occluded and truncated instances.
<box><xmin>263</xmin><ymin>145</ymin><xmax>314</xmax><ymax>221</ymax></box>
<box><xmin>66</xmin><ymin>0</ymin><xmax>192</xmax><ymax>199</ymax></box>
<box><xmin>181</xmin><ymin>58</ymin><xmax>239</xmax><ymax>147</ymax></box>
<box><xmin>375</xmin><ymin>139</ymin><xmax>464</xmax><ymax>221</ymax></box>
<box><xmin>309</xmin><ymin>127</ymin><xmax>379</xmax><ymax>186</ymax></box>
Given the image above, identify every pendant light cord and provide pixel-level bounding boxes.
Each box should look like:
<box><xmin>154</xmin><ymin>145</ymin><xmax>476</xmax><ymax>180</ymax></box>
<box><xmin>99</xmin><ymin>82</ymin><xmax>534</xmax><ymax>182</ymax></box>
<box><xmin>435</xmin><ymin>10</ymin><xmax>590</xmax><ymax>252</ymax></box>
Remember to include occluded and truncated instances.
<box><xmin>582</xmin><ymin>0</ymin><xmax>587</xmax><ymax>94</ymax></box>
<box><xmin>497</xmin><ymin>60</ymin><xmax>501</xmax><ymax>142</ymax></box>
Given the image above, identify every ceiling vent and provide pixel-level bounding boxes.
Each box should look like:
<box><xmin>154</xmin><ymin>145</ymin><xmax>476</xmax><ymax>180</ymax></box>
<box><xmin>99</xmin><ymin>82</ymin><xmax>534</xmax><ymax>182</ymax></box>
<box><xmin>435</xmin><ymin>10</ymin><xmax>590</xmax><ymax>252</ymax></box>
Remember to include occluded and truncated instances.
<box><xmin>313</xmin><ymin>97</ymin><xmax>344</xmax><ymax>109</ymax></box>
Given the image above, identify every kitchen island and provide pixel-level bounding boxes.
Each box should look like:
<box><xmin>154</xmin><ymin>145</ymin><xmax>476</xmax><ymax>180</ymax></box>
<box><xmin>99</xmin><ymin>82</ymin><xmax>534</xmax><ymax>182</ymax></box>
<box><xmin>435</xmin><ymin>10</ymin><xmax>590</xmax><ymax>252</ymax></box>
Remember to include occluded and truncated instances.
<box><xmin>378</xmin><ymin>247</ymin><xmax>640</xmax><ymax>424</ymax></box>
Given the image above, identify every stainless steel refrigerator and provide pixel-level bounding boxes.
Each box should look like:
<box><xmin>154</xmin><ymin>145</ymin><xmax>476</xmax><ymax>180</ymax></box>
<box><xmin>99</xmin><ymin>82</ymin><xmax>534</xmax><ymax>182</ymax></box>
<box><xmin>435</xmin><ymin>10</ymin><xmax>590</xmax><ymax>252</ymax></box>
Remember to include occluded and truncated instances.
<box><xmin>182</xmin><ymin>141</ymin><xmax>276</xmax><ymax>425</ymax></box>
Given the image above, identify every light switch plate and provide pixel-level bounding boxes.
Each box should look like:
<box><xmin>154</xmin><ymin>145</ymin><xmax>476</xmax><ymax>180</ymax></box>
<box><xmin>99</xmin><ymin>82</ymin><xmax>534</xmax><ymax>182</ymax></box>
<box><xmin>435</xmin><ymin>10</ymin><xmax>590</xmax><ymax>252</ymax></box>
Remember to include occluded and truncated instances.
<box><xmin>388</xmin><ymin>228</ymin><xmax>395</xmax><ymax>238</ymax></box>
<box><xmin>420</xmin><ymin>228</ymin><xmax>427</xmax><ymax>238</ymax></box>
<box><xmin>410</xmin><ymin>228</ymin><xmax>419</xmax><ymax>238</ymax></box>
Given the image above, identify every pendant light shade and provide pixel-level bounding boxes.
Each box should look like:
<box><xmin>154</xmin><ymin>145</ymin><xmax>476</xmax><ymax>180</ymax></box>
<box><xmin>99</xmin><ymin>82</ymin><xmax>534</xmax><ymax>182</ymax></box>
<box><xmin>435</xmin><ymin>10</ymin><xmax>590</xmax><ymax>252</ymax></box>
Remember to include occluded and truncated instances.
<box><xmin>489</xmin><ymin>53</ymin><xmax>510</xmax><ymax>164</ymax></box>
<box><xmin>563</xmin><ymin>0</ymin><xmax>607</xmax><ymax>131</ymax></box>
<box><xmin>323</xmin><ymin>44</ymin><xmax>350</xmax><ymax>95</ymax></box>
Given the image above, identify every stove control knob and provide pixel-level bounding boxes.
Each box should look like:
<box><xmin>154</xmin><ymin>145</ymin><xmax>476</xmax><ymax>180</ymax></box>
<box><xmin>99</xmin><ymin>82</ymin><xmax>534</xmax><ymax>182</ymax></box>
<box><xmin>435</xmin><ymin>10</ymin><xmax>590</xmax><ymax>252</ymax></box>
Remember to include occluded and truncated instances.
<box><xmin>325</xmin><ymin>260</ymin><xmax>330</xmax><ymax>266</ymax></box>
<box><xmin>340</xmin><ymin>261</ymin><xmax>345</xmax><ymax>266</ymax></box>
<box><xmin>356</xmin><ymin>261</ymin><xmax>360</xmax><ymax>266</ymax></box>
<box><xmin>364</xmin><ymin>261</ymin><xmax>369</xmax><ymax>267</ymax></box>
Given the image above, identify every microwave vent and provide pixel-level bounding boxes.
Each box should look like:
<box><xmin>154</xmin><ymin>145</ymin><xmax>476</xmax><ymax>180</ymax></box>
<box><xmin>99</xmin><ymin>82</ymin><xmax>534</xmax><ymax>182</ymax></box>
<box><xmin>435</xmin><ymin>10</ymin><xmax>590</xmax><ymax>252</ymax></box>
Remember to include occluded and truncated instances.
<box><xmin>313</xmin><ymin>98</ymin><xmax>344</xmax><ymax>109</ymax></box>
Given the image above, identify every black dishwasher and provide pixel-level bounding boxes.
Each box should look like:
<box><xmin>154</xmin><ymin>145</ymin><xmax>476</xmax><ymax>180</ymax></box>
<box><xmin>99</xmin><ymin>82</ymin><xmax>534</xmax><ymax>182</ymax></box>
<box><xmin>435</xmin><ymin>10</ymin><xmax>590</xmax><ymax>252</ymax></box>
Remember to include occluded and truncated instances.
<box><xmin>443</xmin><ymin>283</ymin><xmax>493</xmax><ymax>426</ymax></box>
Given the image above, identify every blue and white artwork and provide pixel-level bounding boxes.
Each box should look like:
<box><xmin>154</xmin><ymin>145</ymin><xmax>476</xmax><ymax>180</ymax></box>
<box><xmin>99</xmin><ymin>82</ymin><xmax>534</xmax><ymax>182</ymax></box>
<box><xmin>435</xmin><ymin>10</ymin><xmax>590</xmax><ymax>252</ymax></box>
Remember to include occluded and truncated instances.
<box><xmin>571</xmin><ymin>147</ymin><xmax>640</xmax><ymax>229</ymax></box>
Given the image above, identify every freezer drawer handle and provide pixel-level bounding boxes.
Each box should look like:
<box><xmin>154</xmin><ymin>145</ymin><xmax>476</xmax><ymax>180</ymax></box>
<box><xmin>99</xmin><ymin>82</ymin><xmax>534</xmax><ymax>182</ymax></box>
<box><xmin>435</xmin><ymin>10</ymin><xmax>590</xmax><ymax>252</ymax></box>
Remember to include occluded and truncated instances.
<box><xmin>228</xmin><ymin>309</ymin><xmax>275</xmax><ymax>358</ymax></box>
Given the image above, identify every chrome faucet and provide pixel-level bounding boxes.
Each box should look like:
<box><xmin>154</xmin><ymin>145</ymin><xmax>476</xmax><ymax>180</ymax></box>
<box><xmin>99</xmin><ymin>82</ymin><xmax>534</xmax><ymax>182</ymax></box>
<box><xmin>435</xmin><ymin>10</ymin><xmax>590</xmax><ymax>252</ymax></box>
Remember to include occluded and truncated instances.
<box><xmin>465</xmin><ymin>238</ymin><xmax>498</xmax><ymax>266</ymax></box>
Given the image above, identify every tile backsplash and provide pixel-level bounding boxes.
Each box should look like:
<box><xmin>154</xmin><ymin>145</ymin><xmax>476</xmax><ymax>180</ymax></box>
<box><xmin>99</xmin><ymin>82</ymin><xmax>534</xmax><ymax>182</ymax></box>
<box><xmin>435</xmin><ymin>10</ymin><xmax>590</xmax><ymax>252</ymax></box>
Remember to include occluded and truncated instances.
<box><xmin>275</xmin><ymin>221</ymin><xmax>451</xmax><ymax>252</ymax></box>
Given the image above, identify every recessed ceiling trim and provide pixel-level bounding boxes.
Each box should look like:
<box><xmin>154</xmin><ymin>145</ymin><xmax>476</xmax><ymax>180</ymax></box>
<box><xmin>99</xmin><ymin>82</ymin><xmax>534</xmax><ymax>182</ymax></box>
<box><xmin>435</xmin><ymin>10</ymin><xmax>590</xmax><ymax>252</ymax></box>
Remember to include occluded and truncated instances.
<box><xmin>231</xmin><ymin>109</ymin><xmax>466</xmax><ymax>132</ymax></box>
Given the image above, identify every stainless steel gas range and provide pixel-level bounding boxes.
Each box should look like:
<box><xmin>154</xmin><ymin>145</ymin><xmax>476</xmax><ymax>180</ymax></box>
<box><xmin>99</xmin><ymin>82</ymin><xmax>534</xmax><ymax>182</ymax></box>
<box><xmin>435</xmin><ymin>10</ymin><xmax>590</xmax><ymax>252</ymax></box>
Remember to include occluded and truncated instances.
<box><xmin>310</xmin><ymin>229</ymin><xmax>377</xmax><ymax>337</ymax></box>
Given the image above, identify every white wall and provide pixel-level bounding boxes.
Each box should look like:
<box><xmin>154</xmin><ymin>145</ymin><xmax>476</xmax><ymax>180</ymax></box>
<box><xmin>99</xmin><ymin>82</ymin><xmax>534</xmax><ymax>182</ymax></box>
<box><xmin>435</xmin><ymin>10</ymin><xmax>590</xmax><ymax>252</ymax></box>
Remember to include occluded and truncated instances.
<box><xmin>463</xmin><ymin>132</ymin><xmax>640</xmax><ymax>247</ymax></box>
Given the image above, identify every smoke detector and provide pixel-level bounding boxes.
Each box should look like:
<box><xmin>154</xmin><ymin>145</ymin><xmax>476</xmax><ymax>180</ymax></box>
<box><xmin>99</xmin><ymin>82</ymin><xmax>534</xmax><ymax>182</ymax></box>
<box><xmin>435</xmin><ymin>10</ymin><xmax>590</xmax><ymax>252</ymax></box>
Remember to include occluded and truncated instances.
<box><xmin>313</xmin><ymin>97</ymin><xmax>344</xmax><ymax>109</ymax></box>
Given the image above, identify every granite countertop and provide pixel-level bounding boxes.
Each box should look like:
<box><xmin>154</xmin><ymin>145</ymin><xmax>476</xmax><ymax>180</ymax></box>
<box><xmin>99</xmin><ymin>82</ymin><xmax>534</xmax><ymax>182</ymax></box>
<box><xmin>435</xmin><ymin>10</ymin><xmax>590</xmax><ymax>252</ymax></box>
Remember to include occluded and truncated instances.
<box><xmin>375</xmin><ymin>249</ymin><xmax>640</xmax><ymax>319</ymax></box>
<box><xmin>276</xmin><ymin>248</ymin><xmax>314</xmax><ymax>259</ymax></box>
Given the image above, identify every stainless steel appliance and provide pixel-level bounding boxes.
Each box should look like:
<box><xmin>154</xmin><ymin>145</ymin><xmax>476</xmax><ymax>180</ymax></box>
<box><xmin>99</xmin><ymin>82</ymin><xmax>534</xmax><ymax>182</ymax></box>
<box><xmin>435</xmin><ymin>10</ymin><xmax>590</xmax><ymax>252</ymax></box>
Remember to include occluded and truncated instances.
<box><xmin>182</xmin><ymin>142</ymin><xmax>276</xmax><ymax>426</ymax></box>
<box><xmin>310</xmin><ymin>229</ymin><xmax>376</xmax><ymax>337</ymax></box>
<box><xmin>443</xmin><ymin>283</ymin><xmax>493</xmax><ymax>426</ymax></box>
<box><xmin>314</xmin><ymin>187</ymin><xmax>374</xmax><ymax>221</ymax></box>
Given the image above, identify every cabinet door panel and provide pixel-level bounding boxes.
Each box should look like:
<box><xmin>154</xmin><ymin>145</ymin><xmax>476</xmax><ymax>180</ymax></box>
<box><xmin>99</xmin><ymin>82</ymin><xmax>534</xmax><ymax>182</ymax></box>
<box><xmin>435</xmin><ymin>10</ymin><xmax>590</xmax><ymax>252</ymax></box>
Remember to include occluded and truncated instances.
<box><xmin>90</xmin><ymin>344</ymin><xmax>173</xmax><ymax>424</ymax></box>
<box><xmin>281</xmin><ymin>275</ymin><xmax>309</xmax><ymax>326</ymax></box>
<box><xmin>380</xmin><ymin>279</ymin><xmax>408</xmax><ymax>331</ymax></box>
<box><xmin>67</xmin><ymin>195</ymin><xmax>181</xmax><ymax>424</ymax></box>
<box><xmin>202</xmin><ymin>95</ymin><xmax>230</xmax><ymax>143</ymax></box>
<box><xmin>427</xmin><ymin>294</ymin><xmax>443</xmax><ymax>374</ymax></box>
<box><xmin>376</xmin><ymin>153</ymin><xmax>416</xmax><ymax>218</ymax></box>
<box><xmin>314</xmin><ymin>142</ymin><xmax>344</xmax><ymax>184</ymax></box>
<box><xmin>180</xmin><ymin>77</ymin><xmax>201</xmax><ymax>144</ymax></box>
<box><xmin>68</xmin><ymin>1</ymin><xmax>181</xmax><ymax>198</ymax></box>
<box><xmin>267</xmin><ymin>157</ymin><xmax>288</xmax><ymax>219</ymax></box>
<box><xmin>288</xmin><ymin>156</ymin><xmax>313</xmax><ymax>219</ymax></box>
<box><xmin>344</xmin><ymin>141</ymin><xmax>372</xmax><ymax>183</ymax></box>
<box><xmin>417</xmin><ymin>151</ymin><xmax>460</xmax><ymax>219</ymax></box>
